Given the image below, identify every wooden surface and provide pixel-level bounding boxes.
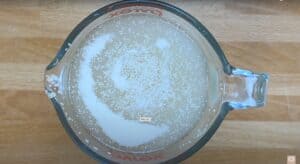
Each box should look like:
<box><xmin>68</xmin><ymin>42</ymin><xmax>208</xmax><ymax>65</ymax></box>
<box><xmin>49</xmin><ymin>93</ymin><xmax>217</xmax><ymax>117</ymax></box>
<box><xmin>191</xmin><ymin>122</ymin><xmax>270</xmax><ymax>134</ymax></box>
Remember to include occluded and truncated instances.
<box><xmin>0</xmin><ymin>1</ymin><xmax>300</xmax><ymax>164</ymax></box>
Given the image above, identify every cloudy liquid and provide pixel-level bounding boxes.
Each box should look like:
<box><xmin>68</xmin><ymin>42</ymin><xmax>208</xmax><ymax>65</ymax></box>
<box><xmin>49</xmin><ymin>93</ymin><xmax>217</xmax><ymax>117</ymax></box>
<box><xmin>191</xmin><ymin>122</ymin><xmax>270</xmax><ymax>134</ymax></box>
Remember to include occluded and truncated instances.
<box><xmin>68</xmin><ymin>14</ymin><xmax>208</xmax><ymax>153</ymax></box>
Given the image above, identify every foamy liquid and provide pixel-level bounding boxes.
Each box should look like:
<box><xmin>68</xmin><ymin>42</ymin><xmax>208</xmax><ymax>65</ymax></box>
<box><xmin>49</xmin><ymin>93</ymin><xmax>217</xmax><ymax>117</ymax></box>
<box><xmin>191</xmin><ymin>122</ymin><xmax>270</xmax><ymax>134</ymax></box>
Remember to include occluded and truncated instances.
<box><xmin>68</xmin><ymin>14</ymin><xmax>208</xmax><ymax>152</ymax></box>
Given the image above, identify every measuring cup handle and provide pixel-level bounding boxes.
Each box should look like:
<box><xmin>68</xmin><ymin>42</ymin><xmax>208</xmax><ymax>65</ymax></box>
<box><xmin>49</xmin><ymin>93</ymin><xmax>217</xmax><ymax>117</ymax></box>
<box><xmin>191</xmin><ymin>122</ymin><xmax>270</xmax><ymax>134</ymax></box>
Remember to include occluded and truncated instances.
<box><xmin>224</xmin><ymin>67</ymin><xmax>269</xmax><ymax>110</ymax></box>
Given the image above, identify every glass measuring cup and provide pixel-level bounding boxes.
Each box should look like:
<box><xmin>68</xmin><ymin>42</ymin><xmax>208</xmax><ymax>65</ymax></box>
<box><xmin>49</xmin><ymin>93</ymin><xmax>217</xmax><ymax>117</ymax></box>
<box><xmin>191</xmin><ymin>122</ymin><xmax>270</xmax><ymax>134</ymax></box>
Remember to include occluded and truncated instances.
<box><xmin>44</xmin><ymin>1</ymin><xmax>269</xmax><ymax>163</ymax></box>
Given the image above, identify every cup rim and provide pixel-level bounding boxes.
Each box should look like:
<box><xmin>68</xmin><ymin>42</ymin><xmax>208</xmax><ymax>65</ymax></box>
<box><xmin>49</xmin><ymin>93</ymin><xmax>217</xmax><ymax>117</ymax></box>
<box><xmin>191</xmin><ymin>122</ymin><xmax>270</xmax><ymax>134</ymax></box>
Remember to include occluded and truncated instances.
<box><xmin>45</xmin><ymin>0</ymin><xmax>233</xmax><ymax>163</ymax></box>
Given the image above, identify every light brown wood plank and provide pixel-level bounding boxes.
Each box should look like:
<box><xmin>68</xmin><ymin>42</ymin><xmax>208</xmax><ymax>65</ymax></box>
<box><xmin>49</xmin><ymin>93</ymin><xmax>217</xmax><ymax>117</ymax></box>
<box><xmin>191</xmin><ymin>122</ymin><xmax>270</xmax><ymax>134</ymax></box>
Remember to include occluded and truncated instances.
<box><xmin>227</xmin><ymin>95</ymin><xmax>290</xmax><ymax>121</ymax></box>
<box><xmin>0</xmin><ymin>66</ymin><xmax>300</xmax><ymax>122</ymax></box>
<box><xmin>1</xmin><ymin>1</ymin><xmax>300</xmax><ymax>42</ymax></box>
<box><xmin>286</xmin><ymin>96</ymin><xmax>300</xmax><ymax>121</ymax></box>
<box><xmin>0</xmin><ymin>38</ymin><xmax>62</xmax><ymax>63</ymax></box>
<box><xmin>0</xmin><ymin>88</ymin><xmax>299</xmax><ymax>123</ymax></box>
<box><xmin>268</xmin><ymin>74</ymin><xmax>300</xmax><ymax>96</ymax></box>
<box><xmin>221</xmin><ymin>42</ymin><xmax>300</xmax><ymax>74</ymax></box>
<box><xmin>210</xmin><ymin>121</ymin><xmax>300</xmax><ymax>149</ymax></box>
<box><xmin>0</xmin><ymin>91</ymin><xmax>299</xmax><ymax>151</ymax></box>
<box><xmin>0</xmin><ymin>91</ymin><xmax>299</xmax><ymax>164</ymax></box>
<box><xmin>0</xmin><ymin>90</ymin><xmax>95</xmax><ymax>163</ymax></box>
<box><xmin>174</xmin><ymin>0</ymin><xmax>300</xmax><ymax>16</ymax></box>
<box><xmin>0</xmin><ymin>6</ymin><xmax>41</xmax><ymax>38</ymax></box>
<box><xmin>185</xmin><ymin>148</ymin><xmax>300</xmax><ymax>164</ymax></box>
<box><xmin>38</xmin><ymin>5</ymin><xmax>300</xmax><ymax>42</ymax></box>
<box><xmin>0</xmin><ymin>63</ymin><xmax>44</xmax><ymax>90</ymax></box>
<box><xmin>2</xmin><ymin>41</ymin><xmax>300</xmax><ymax>95</ymax></box>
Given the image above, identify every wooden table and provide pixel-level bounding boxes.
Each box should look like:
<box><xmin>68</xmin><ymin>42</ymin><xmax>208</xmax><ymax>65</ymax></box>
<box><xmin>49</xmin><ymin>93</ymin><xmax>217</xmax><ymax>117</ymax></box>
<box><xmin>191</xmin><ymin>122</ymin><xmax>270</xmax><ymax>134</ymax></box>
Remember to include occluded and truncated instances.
<box><xmin>1</xmin><ymin>1</ymin><xmax>299</xmax><ymax>164</ymax></box>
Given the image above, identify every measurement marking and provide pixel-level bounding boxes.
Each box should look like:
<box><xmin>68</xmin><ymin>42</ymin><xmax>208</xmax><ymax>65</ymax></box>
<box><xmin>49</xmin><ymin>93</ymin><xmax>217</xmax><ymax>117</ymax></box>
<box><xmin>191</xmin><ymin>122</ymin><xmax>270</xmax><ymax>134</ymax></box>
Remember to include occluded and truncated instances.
<box><xmin>139</xmin><ymin>116</ymin><xmax>152</xmax><ymax>122</ymax></box>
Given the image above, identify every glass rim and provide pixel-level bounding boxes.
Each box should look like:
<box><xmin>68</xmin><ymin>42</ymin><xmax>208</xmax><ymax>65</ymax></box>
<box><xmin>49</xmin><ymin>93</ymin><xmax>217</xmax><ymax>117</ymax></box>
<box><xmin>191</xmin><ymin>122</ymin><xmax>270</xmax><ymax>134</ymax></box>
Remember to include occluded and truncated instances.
<box><xmin>45</xmin><ymin>0</ymin><xmax>233</xmax><ymax>163</ymax></box>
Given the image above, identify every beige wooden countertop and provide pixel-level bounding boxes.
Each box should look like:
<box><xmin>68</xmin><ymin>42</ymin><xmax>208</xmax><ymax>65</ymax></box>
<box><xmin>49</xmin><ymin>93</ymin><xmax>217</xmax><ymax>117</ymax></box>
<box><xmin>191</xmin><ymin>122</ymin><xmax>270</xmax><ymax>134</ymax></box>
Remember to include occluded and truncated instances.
<box><xmin>0</xmin><ymin>1</ymin><xmax>299</xmax><ymax>164</ymax></box>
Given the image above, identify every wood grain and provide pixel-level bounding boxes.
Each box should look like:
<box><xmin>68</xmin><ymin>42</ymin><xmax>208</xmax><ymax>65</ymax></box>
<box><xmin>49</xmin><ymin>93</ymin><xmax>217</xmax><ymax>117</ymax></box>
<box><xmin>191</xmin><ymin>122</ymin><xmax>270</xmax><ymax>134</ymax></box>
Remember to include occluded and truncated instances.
<box><xmin>0</xmin><ymin>1</ymin><xmax>299</xmax><ymax>164</ymax></box>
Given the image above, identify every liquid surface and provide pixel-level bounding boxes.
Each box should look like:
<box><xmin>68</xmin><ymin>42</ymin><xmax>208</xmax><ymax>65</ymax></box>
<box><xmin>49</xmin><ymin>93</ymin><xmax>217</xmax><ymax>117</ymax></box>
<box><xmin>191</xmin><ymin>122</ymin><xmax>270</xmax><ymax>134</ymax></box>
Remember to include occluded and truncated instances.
<box><xmin>68</xmin><ymin>14</ymin><xmax>208</xmax><ymax>152</ymax></box>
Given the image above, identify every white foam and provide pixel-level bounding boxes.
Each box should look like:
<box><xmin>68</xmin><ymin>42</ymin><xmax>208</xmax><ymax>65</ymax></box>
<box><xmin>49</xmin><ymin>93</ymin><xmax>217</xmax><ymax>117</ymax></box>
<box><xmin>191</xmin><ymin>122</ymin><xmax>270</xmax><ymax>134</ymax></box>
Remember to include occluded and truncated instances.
<box><xmin>46</xmin><ymin>74</ymin><xmax>59</xmax><ymax>87</ymax></box>
<box><xmin>155</xmin><ymin>38</ymin><xmax>170</xmax><ymax>50</ymax></box>
<box><xmin>111</xmin><ymin>57</ymin><xmax>130</xmax><ymax>90</ymax></box>
<box><xmin>70</xmin><ymin>14</ymin><xmax>209</xmax><ymax>151</ymax></box>
<box><xmin>78</xmin><ymin>34</ymin><xmax>169</xmax><ymax>147</ymax></box>
<box><xmin>108</xmin><ymin>43</ymin><xmax>174</xmax><ymax>111</ymax></box>
<box><xmin>45</xmin><ymin>74</ymin><xmax>59</xmax><ymax>98</ymax></box>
